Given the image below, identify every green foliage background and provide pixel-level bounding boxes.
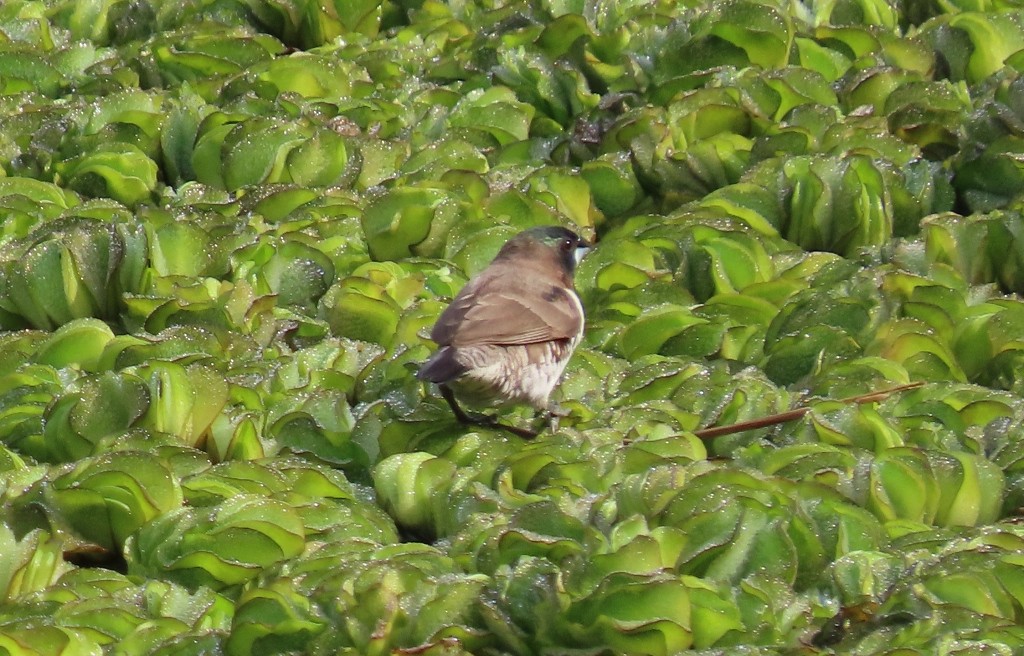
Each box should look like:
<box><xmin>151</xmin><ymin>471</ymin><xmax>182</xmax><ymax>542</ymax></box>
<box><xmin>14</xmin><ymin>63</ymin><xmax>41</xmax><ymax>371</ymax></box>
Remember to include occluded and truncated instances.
<box><xmin>1</xmin><ymin>0</ymin><xmax>1024</xmax><ymax>653</ymax></box>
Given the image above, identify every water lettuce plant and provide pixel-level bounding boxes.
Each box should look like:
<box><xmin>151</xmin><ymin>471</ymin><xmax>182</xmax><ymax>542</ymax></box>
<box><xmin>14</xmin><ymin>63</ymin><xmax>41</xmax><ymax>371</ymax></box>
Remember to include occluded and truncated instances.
<box><xmin>0</xmin><ymin>0</ymin><xmax>1023</xmax><ymax>654</ymax></box>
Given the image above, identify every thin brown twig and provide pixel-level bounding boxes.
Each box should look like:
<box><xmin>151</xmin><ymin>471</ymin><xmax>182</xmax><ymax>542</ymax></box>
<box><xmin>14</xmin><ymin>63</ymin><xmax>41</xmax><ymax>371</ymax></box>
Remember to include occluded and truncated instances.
<box><xmin>692</xmin><ymin>381</ymin><xmax>925</xmax><ymax>440</ymax></box>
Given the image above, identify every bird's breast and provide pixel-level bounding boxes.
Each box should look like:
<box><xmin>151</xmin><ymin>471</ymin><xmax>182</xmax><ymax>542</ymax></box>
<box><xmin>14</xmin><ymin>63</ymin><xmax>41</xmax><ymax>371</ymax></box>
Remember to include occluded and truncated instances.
<box><xmin>446</xmin><ymin>338</ymin><xmax>578</xmax><ymax>410</ymax></box>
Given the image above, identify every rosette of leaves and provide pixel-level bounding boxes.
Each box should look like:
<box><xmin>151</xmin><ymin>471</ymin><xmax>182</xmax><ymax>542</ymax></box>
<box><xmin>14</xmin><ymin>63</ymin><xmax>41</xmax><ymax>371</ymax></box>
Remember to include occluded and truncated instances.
<box><xmin>35</xmin><ymin>367</ymin><xmax>149</xmax><ymax>463</ymax></box>
<box><xmin>842</xmin><ymin>444</ymin><xmax>1003</xmax><ymax>527</ymax></box>
<box><xmin>0</xmin><ymin>178</ymin><xmax>80</xmax><ymax>244</ymax></box>
<box><xmin>760</xmin><ymin>259</ymin><xmax>883</xmax><ymax>384</ymax></box>
<box><xmin>193</xmin><ymin>115</ymin><xmax>351</xmax><ymax>191</ymax></box>
<box><xmin>910</xmin><ymin>293</ymin><xmax>1024</xmax><ymax>393</ymax></box>
<box><xmin>574</xmin><ymin>226</ymin><xmax>693</xmax><ymax>350</ymax></box>
<box><xmin>675</xmin><ymin>221</ymin><xmax>770</xmax><ymax>298</ymax></box>
<box><xmin>0</xmin><ymin>622</ymin><xmax>103</xmax><ymax>656</ymax></box>
<box><xmin>918</xmin><ymin>11</ymin><xmax>1024</xmax><ymax>85</ymax></box>
<box><xmin>358</xmin><ymin>173</ymin><xmax>500</xmax><ymax>262</ymax></box>
<box><xmin>516</xmin><ymin>168</ymin><xmax>601</xmax><ymax>233</ymax></box>
<box><xmin>794</xmin><ymin>386</ymin><xmax>1007</xmax><ymax>527</ymax></box>
<box><xmin>0</xmin><ymin>44</ymin><xmax>65</xmax><ymax>98</ymax></box>
<box><xmin>448</xmin><ymin>86</ymin><xmax>536</xmax><ymax>147</ymax></box>
<box><xmin>126</xmin><ymin>493</ymin><xmax>306</xmax><ymax>594</ymax></box>
<box><xmin>879</xmin><ymin>271</ymin><xmax>968</xmax><ymax>345</ymax></box>
<box><xmin>181</xmin><ymin>457</ymin><xmax>398</xmax><ymax>544</ymax></box>
<box><xmin>400</xmin><ymin>135</ymin><xmax>487</xmax><ymax>186</ymax></box>
<box><xmin>232</xmin><ymin>235</ymin><xmax>336</xmax><ymax>312</ymax></box>
<box><xmin>298</xmin><ymin>0</ymin><xmax>384</xmax><ymax>46</ymax></box>
<box><xmin>126</xmin><ymin>360</ymin><xmax>229</xmax><ymax>452</ymax></box>
<box><xmin>60</xmin><ymin>90</ymin><xmax>167</xmax><ymax>165</ymax></box>
<box><xmin>991</xmin><ymin>418</ymin><xmax>1024</xmax><ymax>516</ymax></box>
<box><xmin>568</xmin><ymin>572</ymin><xmax>747</xmax><ymax>653</ymax></box>
<box><xmin>654</xmin><ymin>88</ymin><xmax>757</xmax><ymax>198</ymax></box>
<box><xmin>122</xmin><ymin>277</ymin><xmax>277</xmax><ymax>338</ymax></box>
<box><xmin>46</xmin><ymin>0</ymin><xmax>159</xmax><ymax>45</ymax></box>
<box><xmin>595</xmin><ymin>108</ymin><xmax>681</xmax><ymax>209</ymax></box>
<box><xmin>643</xmin><ymin>466</ymin><xmax>864</xmax><ymax>587</ymax></box>
<box><xmin>579</xmin><ymin>153</ymin><xmax>646</xmax><ymax>219</ymax></box>
<box><xmin>651</xmin><ymin>0</ymin><xmax>794</xmax><ymax>96</ymax></box>
<box><xmin>372</xmin><ymin>451</ymin><xmax>457</xmax><ymax>539</ymax></box>
<box><xmin>923</xmin><ymin>211</ymin><xmax>1024</xmax><ymax>295</ymax></box>
<box><xmin>868</xmin><ymin>318</ymin><xmax>967</xmax><ymax>383</ymax></box>
<box><xmin>99</xmin><ymin>324</ymin><xmax>229</xmax><ymax>370</ymax></box>
<box><xmin>494</xmin><ymin>428</ymin><xmax>633</xmax><ymax>498</ymax></box>
<box><xmin>0</xmin><ymin>217</ymin><xmax>148</xmax><ymax>331</ymax></box>
<box><xmin>32</xmin><ymin>318</ymin><xmax>117</xmax><ymax>374</ymax></box>
<box><xmin>481</xmin><ymin>555</ymin><xmax>738</xmax><ymax>655</ymax></box>
<box><xmin>492</xmin><ymin>39</ymin><xmax>600</xmax><ymax>130</ymax></box>
<box><xmin>780</xmin><ymin>393</ymin><xmax>904</xmax><ymax>455</ymax></box>
<box><xmin>17</xmin><ymin>575</ymin><xmax>234</xmax><ymax>653</ymax></box>
<box><xmin>258</xmin><ymin>336</ymin><xmax>396</xmax><ymax>467</ymax></box>
<box><xmin>0</xmin><ymin>98</ymin><xmax>75</xmax><ymax>179</ymax></box>
<box><xmin>0</xmin><ymin>363</ymin><xmax>63</xmax><ymax>457</ymax></box>
<box><xmin>824</xmin><ymin>524</ymin><xmax>1024</xmax><ymax>650</ymax></box>
<box><xmin>35</xmin><ymin>450</ymin><xmax>184</xmax><ymax>552</ymax></box>
<box><xmin>225</xmin><ymin>579</ymin><xmax>326</xmax><ymax>656</ymax></box>
<box><xmin>55</xmin><ymin>142</ymin><xmax>160</xmax><ymax>207</ymax></box>
<box><xmin>228</xmin><ymin>52</ymin><xmax>370</xmax><ymax>105</ymax></box>
<box><xmin>0</xmin><ymin>526</ymin><xmax>71</xmax><ymax>603</ymax></box>
<box><xmin>639</xmin><ymin>216</ymin><xmax>792</xmax><ymax>303</ymax></box>
<box><xmin>319</xmin><ymin>259</ymin><xmax>459</xmax><ymax>350</ymax></box>
<box><xmin>179</xmin><ymin>457</ymin><xmax>349</xmax><ymax>508</ymax></box>
<box><xmin>883</xmin><ymin>80</ymin><xmax>971</xmax><ymax>160</ymax></box>
<box><xmin>234</xmin><ymin>542</ymin><xmax>488</xmax><ymax>656</ymax></box>
<box><xmin>954</xmin><ymin>70</ymin><xmax>1024</xmax><ymax>211</ymax></box>
<box><xmin>272</xmin><ymin>364</ymin><xmax>376</xmax><ymax>466</ymax></box>
<box><xmin>139</xmin><ymin>27</ymin><xmax>283</xmax><ymax>92</ymax></box>
<box><xmin>802</xmin><ymin>0</ymin><xmax>899</xmax><ymax>30</ymax></box>
<box><xmin>596</xmin><ymin>357</ymin><xmax>787</xmax><ymax>452</ymax></box>
<box><xmin>267</xmin><ymin>335</ymin><xmax>384</xmax><ymax>407</ymax></box>
<box><xmin>743</xmin><ymin>154</ymin><xmax>902</xmax><ymax>256</ymax></box>
<box><xmin>955</xmin><ymin>139</ymin><xmax>1024</xmax><ymax>215</ymax></box>
<box><xmin>887</xmin><ymin>381</ymin><xmax>1017</xmax><ymax>451</ymax></box>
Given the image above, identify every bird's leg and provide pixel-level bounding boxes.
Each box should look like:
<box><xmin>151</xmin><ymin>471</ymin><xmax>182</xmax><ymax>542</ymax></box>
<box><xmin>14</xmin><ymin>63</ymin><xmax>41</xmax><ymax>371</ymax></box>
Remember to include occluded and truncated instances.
<box><xmin>502</xmin><ymin>423</ymin><xmax>539</xmax><ymax>439</ymax></box>
<box><xmin>439</xmin><ymin>385</ymin><xmax>540</xmax><ymax>438</ymax></box>
<box><xmin>439</xmin><ymin>384</ymin><xmax>491</xmax><ymax>425</ymax></box>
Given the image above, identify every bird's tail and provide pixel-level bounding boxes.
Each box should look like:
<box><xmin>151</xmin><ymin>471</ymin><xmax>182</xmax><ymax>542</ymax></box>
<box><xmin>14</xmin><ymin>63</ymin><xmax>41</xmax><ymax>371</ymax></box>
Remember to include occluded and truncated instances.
<box><xmin>416</xmin><ymin>346</ymin><xmax>467</xmax><ymax>383</ymax></box>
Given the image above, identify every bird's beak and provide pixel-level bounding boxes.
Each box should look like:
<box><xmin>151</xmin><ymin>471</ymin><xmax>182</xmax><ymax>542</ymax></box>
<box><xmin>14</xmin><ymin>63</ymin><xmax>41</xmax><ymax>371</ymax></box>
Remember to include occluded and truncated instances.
<box><xmin>574</xmin><ymin>241</ymin><xmax>591</xmax><ymax>265</ymax></box>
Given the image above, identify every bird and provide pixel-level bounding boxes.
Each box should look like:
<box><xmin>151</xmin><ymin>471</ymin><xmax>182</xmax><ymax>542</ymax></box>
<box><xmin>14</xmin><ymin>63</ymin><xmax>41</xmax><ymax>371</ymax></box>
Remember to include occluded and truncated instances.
<box><xmin>417</xmin><ymin>226</ymin><xmax>590</xmax><ymax>437</ymax></box>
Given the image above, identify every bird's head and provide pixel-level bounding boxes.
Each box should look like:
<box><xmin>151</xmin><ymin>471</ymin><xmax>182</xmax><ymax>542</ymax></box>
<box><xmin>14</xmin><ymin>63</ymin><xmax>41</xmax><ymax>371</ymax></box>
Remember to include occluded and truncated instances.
<box><xmin>496</xmin><ymin>226</ymin><xmax>591</xmax><ymax>276</ymax></box>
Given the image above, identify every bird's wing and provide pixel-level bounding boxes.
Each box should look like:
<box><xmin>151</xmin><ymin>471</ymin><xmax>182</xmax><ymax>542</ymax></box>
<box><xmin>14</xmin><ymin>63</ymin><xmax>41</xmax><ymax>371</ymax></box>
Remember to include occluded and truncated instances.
<box><xmin>430</xmin><ymin>267</ymin><xmax>582</xmax><ymax>347</ymax></box>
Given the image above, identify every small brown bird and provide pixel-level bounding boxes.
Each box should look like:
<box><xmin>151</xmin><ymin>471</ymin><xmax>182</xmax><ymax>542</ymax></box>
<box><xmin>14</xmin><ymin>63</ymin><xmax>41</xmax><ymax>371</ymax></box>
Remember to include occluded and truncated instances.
<box><xmin>418</xmin><ymin>226</ymin><xmax>590</xmax><ymax>436</ymax></box>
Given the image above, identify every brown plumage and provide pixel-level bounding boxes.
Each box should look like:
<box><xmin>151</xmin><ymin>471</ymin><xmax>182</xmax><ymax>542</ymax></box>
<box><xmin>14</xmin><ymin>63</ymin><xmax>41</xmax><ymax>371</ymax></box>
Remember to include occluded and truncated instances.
<box><xmin>418</xmin><ymin>226</ymin><xmax>589</xmax><ymax>435</ymax></box>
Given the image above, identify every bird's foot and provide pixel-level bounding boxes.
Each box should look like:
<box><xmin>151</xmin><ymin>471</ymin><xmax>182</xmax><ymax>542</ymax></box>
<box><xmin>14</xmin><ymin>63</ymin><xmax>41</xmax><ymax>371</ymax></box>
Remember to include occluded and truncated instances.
<box><xmin>499</xmin><ymin>423</ymin><xmax>540</xmax><ymax>439</ymax></box>
<box><xmin>439</xmin><ymin>384</ymin><xmax>536</xmax><ymax>437</ymax></box>
<box><xmin>463</xmin><ymin>411</ymin><xmax>539</xmax><ymax>439</ymax></box>
<box><xmin>464</xmin><ymin>410</ymin><xmax>499</xmax><ymax>426</ymax></box>
<box><xmin>544</xmin><ymin>403</ymin><xmax>570</xmax><ymax>432</ymax></box>
<box><xmin>547</xmin><ymin>402</ymin><xmax>570</xmax><ymax>418</ymax></box>
<box><xmin>464</xmin><ymin>411</ymin><xmax>539</xmax><ymax>439</ymax></box>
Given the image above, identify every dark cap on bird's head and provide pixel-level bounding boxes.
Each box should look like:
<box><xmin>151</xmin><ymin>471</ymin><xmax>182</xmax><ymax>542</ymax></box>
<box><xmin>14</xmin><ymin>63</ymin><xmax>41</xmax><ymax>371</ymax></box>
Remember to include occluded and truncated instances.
<box><xmin>492</xmin><ymin>226</ymin><xmax>591</xmax><ymax>277</ymax></box>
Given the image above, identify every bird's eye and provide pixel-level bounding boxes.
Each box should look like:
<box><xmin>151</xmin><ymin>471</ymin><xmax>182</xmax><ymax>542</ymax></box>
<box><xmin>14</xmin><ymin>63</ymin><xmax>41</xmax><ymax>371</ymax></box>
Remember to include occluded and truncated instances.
<box><xmin>560</xmin><ymin>238</ymin><xmax>574</xmax><ymax>252</ymax></box>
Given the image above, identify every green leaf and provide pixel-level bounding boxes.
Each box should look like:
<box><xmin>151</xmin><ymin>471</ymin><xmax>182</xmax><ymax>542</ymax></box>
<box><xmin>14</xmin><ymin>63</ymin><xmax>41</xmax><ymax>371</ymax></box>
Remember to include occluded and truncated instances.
<box><xmin>0</xmin><ymin>527</ymin><xmax>72</xmax><ymax>602</ymax></box>
<box><xmin>50</xmin><ymin>450</ymin><xmax>183</xmax><ymax>550</ymax></box>
<box><xmin>57</xmin><ymin>143</ymin><xmax>158</xmax><ymax>207</ymax></box>
<box><xmin>373</xmin><ymin>452</ymin><xmax>457</xmax><ymax>538</ymax></box>
<box><xmin>33</xmin><ymin>318</ymin><xmax>114</xmax><ymax>371</ymax></box>
<box><xmin>360</xmin><ymin>186</ymin><xmax>448</xmax><ymax>261</ymax></box>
